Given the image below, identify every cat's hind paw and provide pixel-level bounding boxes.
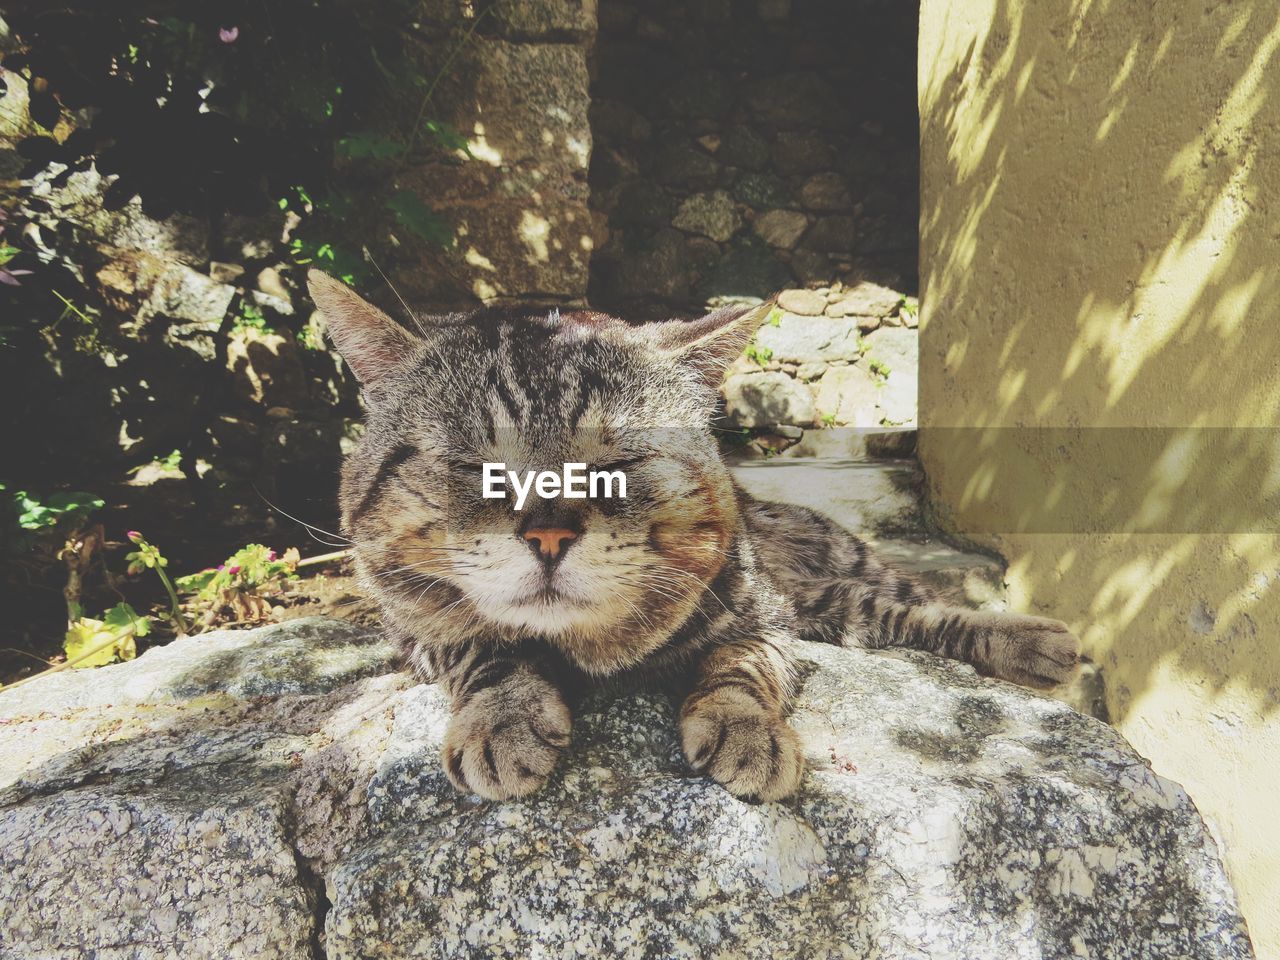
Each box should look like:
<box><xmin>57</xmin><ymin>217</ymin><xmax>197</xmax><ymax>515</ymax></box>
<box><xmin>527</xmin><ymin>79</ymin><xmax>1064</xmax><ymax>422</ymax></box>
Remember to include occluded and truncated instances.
<box><xmin>985</xmin><ymin>613</ymin><xmax>1081</xmax><ymax>689</ymax></box>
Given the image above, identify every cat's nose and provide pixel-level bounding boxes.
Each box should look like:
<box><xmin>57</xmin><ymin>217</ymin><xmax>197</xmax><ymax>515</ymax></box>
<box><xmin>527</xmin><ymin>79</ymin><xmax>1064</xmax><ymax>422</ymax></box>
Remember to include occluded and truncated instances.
<box><xmin>523</xmin><ymin>527</ymin><xmax>578</xmax><ymax>562</ymax></box>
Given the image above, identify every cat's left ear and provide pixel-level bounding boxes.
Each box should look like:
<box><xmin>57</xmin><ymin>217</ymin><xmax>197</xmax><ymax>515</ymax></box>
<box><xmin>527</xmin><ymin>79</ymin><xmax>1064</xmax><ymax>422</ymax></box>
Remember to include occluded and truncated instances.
<box><xmin>647</xmin><ymin>299</ymin><xmax>776</xmax><ymax>385</ymax></box>
<box><xmin>306</xmin><ymin>269</ymin><xmax>422</xmax><ymax>384</ymax></box>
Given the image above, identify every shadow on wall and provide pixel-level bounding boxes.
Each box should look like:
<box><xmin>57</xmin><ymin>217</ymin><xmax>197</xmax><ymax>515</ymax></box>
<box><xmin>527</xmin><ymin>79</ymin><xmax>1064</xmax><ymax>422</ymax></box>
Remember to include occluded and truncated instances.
<box><xmin>918</xmin><ymin>0</ymin><xmax>1280</xmax><ymax>718</ymax></box>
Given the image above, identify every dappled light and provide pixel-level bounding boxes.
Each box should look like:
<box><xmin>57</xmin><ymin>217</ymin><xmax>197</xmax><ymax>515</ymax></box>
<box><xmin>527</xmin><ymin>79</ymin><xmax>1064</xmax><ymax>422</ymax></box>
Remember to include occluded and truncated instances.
<box><xmin>919</xmin><ymin>0</ymin><xmax>1280</xmax><ymax>945</ymax></box>
<box><xmin>0</xmin><ymin>0</ymin><xmax>1273</xmax><ymax>954</ymax></box>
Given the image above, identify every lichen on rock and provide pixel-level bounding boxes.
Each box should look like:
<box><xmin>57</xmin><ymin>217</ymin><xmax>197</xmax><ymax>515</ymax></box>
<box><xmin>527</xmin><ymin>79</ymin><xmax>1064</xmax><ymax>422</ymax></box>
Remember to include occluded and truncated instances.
<box><xmin>0</xmin><ymin>618</ymin><xmax>1254</xmax><ymax>959</ymax></box>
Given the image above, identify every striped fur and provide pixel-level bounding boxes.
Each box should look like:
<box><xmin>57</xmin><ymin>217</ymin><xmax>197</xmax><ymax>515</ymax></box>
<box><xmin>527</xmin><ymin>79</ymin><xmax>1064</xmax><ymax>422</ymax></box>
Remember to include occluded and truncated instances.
<box><xmin>308</xmin><ymin>271</ymin><xmax>1080</xmax><ymax>802</ymax></box>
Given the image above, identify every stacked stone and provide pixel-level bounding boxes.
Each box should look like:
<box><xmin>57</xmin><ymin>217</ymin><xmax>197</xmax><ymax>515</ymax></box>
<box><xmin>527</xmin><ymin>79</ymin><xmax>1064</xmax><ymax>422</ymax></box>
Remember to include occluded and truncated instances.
<box><xmin>587</xmin><ymin>0</ymin><xmax>919</xmax><ymax>315</ymax></box>
<box><xmin>719</xmin><ymin>281</ymin><xmax>918</xmax><ymax>457</ymax></box>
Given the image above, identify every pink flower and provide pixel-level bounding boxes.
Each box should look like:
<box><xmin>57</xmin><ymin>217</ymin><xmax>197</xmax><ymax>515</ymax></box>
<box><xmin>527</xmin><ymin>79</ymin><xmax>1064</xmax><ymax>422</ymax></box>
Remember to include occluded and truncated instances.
<box><xmin>217</xmin><ymin>565</ymin><xmax>226</xmax><ymax>572</ymax></box>
<box><xmin>228</xmin><ymin>565</ymin><xmax>242</xmax><ymax>575</ymax></box>
<box><xmin>219</xmin><ymin>25</ymin><xmax>239</xmax><ymax>43</ymax></box>
<box><xmin>126</xmin><ymin>530</ymin><xmax>143</xmax><ymax>543</ymax></box>
<box><xmin>265</xmin><ymin>550</ymin><xmax>277</xmax><ymax>561</ymax></box>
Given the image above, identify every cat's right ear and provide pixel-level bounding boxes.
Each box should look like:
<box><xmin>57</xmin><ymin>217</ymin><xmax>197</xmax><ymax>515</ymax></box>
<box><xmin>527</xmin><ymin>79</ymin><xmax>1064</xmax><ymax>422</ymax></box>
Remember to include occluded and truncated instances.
<box><xmin>306</xmin><ymin>269</ymin><xmax>421</xmax><ymax>384</ymax></box>
<box><xmin>647</xmin><ymin>299</ymin><xmax>776</xmax><ymax>386</ymax></box>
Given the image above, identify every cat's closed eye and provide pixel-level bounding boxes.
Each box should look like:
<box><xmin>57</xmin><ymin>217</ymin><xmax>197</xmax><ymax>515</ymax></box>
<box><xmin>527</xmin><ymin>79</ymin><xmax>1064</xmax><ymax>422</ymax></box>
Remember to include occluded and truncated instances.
<box><xmin>595</xmin><ymin>457</ymin><xmax>642</xmax><ymax>472</ymax></box>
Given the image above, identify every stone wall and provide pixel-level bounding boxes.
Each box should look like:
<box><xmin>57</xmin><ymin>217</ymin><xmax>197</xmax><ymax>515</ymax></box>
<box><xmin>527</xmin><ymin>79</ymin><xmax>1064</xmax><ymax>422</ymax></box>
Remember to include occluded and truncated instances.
<box><xmin>587</xmin><ymin>0</ymin><xmax>919</xmax><ymax>316</ymax></box>
<box><xmin>0</xmin><ymin>0</ymin><xmax>920</xmax><ymax>592</ymax></box>
<box><xmin>386</xmin><ymin>0</ymin><xmax>598</xmax><ymax>307</ymax></box>
<box><xmin>721</xmin><ymin>282</ymin><xmax>918</xmax><ymax>457</ymax></box>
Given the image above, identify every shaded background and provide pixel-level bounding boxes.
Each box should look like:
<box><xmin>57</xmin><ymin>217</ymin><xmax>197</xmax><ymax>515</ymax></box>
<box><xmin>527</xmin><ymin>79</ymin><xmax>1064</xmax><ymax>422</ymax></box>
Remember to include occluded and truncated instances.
<box><xmin>0</xmin><ymin>0</ymin><xmax>918</xmax><ymax>667</ymax></box>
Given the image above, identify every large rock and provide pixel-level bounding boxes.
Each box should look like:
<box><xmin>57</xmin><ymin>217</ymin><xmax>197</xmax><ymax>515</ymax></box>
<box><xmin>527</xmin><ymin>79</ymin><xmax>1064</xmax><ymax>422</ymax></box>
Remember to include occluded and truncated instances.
<box><xmin>826</xmin><ymin>281</ymin><xmax>904</xmax><ymax>319</ymax></box>
<box><xmin>732</xmin><ymin>171</ymin><xmax>790</xmax><ymax>209</ymax></box>
<box><xmin>722</xmin><ymin>371</ymin><xmax>817</xmax><ymax>428</ymax></box>
<box><xmin>798</xmin><ymin>171</ymin><xmax>852</xmax><ymax>212</ymax></box>
<box><xmin>395</xmin><ymin>38</ymin><xmax>595</xmax><ymax>304</ymax></box>
<box><xmin>813</xmin><ymin>364</ymin><xmax>880</xmax><ymax>425</ymax></box>
<box><xmin>776</xmin><ymin>288</ymin><xmax>828</xmax><ymax>316</ymax></box>
<box><xmin>864</xmin><ymin>326</ymin><xmax>920</xmax><ymax>426</ymax></box>
<box><xmin>672</xmin><ymin>190</ymin><xmax>741</xmax><ymax>242</ymax></box>
<box><xmin>484</xmin><ymin>0</ymin><xmax>597</xmax><ymax>41</ymax></box>
<box><xmin>753</xmin><ymin>209</ymin><xmax>809</xmax><ymax>249</ymax></box>
<box><xmin>0</xmin><ymin>619</ymin><xmax>1251</xmax><ymax>959</ymax></box>
<box><xmin>755</xmin><ymin>312</ymin><xmax>862</xmax><ymax>364</ymax></box>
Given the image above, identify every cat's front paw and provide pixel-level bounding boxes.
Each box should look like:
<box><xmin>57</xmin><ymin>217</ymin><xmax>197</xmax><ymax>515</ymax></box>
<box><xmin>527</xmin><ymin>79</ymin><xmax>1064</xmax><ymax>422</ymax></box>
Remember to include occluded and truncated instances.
<box><xmin>985</xmin><ymin>613</ymin><xmax>1081</xmax><ymax>689</ymax></box>
<box><xmin>441</xmin><ymin>676</ymin><xmax>571</xmax><ymax>801</ymax></box>
<box><xmin>680</xmin><ymin>688</ymin><xmax>804</xmax><ymax>801</ymax></box>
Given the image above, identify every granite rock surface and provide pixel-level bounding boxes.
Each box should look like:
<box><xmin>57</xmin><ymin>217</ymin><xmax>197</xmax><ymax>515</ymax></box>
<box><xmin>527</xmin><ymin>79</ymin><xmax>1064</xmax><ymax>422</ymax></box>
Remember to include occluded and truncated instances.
<box><xmin>0</xmin><ymin>618</ymin><xmax>1252</xmax><ymax>959</ymax></box>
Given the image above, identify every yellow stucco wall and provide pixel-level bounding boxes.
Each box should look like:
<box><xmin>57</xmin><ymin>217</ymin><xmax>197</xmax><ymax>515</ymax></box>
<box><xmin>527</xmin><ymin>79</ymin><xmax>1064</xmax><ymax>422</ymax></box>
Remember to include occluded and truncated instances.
<box><xmin>917</xmin><ymin>1</ymin><xmax>1280</xmax><ymax>955</ymax></box>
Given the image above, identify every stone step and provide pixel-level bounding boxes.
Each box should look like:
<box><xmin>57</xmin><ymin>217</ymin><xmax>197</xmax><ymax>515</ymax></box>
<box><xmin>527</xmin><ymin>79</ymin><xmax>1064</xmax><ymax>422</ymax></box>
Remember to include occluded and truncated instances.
<box><xmin>728</xmin><ymin>426</ymin><xmax>918</xmax><ymax>461</ymax></box>
<box><xmin>729</xmin><ymin>457</ymin><xmax>925</xmax><ymax>537</ymax></box>
<box><xmin>782</xmin><ymin>426</ymin><xmax>917</xmax><ymax>460</ymax></box>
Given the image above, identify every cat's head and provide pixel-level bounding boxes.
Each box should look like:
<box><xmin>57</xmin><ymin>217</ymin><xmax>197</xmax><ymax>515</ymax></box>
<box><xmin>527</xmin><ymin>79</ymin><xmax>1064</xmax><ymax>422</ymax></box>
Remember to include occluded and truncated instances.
<box><xmin>308</xmin><ymin>271</ymin><xmax>768</xmax><ymax>672</ymax></box>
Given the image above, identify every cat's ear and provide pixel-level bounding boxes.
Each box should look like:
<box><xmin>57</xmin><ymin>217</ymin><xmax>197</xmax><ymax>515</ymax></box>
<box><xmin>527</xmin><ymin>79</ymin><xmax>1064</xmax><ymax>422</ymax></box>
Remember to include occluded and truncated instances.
<box><xmin>306</xmin><ymin>269</ymin><xmax>421</xmax><ymax>384</ymax></box>
<box><xmin>647</xmin><ymin>299</ymin><xmax>776</xmax><ymax>384</ymax></box>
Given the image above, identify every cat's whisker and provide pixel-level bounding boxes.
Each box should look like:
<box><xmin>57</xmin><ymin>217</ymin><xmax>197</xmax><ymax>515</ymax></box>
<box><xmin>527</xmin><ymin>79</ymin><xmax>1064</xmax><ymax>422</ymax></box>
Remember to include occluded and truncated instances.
<box><xmin>252</xmin><ymin>486</ymin><xmax>352</xmax><ymax>545</ymax></box>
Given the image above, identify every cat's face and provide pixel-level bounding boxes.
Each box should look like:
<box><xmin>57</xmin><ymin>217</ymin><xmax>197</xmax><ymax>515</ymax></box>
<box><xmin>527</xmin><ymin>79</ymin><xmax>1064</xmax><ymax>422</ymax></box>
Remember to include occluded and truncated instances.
<box><xmin>308</xmin><ymin>272</ymin><xmax>767</xmax><ymax>673</ymax></box>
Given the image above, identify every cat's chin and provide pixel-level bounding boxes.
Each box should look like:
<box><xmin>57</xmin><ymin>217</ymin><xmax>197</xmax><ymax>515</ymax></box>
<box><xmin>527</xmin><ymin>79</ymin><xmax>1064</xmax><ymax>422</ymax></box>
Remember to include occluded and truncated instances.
<box><xmin>484</xmin><ymin>593</ymin><xmax>621</xmax><ymax>636</ymax></box>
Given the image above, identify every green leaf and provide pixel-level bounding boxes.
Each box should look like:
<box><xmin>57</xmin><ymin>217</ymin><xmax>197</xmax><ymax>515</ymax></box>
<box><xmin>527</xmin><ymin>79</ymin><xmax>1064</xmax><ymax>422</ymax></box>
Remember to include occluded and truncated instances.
<box><xmin>336</xmin><ymin>132</ymin><xmax>401</xmax><ymax>160</ymax></box>
<box><xmin>385</xmin><ymin>191</ymin><xmax>452</xmax><ymax>247</ymax></box>
<box><xmin>14</xmin><ymin>490</ymin><xmax>103</xmax><ymax>530</ymax></box>
<box><xmin>64</xmin><ymin>603</ymin><xmax>147</xmax><ymax>668</ymax></box>
<box><xmin>422</xmin><ymin>120</ymin><xmax>471</xmax><ymax>156</ymax></box>
<box><xmin>103</xmin><ymin>602</ymin><xmax>151</xmax><ymax>638</ymax></box>
<box><xmin>175</xmin><ymin>569</ymin><xmax>217</xmax><ymax>593</ymax></box>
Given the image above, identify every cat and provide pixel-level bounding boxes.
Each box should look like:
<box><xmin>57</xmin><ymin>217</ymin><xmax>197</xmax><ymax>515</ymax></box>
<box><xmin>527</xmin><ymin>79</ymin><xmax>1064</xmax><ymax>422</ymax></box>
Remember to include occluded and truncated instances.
<box><xmin>307</xmin><ymin>270</ymin><xmax>1080</xmax><ymax>803</ymax></box>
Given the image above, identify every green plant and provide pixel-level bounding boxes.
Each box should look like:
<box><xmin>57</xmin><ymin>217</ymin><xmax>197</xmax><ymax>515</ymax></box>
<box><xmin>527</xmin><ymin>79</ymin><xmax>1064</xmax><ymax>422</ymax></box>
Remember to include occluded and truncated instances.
<box><xmin>127</xmin><ymin>449</ymin><xmax>182</xmax><ymax>476</ymax></box>
<box><xmin>821</xmin><ymin>412</ymin><xmax>838</xmax><ymax>426</ymax></box>
<box><xmin>868</xmin><ymin>358</ymin><xmax>891</xmax><ymax>380</ymax></box>
<box><xmin>7</xmin><ymin>486</ymin><xmax>104</xmax><ymax>534</ymax></box>
<box><xmin>125</xmin><ymin>531</ymin><xmax>188</xmax><ymax>635</ymax></box>
<box><xmin>288</xmin><ymin>237</ymin><xmax>364</xmax><ymax>287</ymax></box>
<box><xmin>176</xmin><ymin>543</ymin><xmax>301</xmax><ymax>627</ymax></box>
<box><xmin>898</xmin><ymin>296</ymin><xmax>919</xmax><ymax>324</ymax></box>
<box><xmin>0</xmin><ymin>243</ymin><xmax>31</xmax><ymax>288</ymax></box>
<box><xmin>297</xmin><ymin>318</ymin><xmax>327</xmax><ymax>351</ymax></box>
<box><xmin>232</xmin><ymin>299</ymin><xmax>273</xmax><ymax>335</ymax></box>
<box><xmin>744</xmin><ymin>341</ymin><xmax>774</xmax><ymax>365</ymax></box>
<box><xmin>63</xmin><ymin>602</ymin><xmax>150</xmax><ymax>668</ymax></box>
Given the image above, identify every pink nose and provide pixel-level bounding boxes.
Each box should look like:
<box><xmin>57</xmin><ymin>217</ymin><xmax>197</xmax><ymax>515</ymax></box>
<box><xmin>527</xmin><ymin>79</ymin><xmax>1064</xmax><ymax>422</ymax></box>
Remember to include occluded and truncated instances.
<box><xmin>523</xmin><ymin>527</ymin><xmax>578</xmax><ymax>560</ymax></box>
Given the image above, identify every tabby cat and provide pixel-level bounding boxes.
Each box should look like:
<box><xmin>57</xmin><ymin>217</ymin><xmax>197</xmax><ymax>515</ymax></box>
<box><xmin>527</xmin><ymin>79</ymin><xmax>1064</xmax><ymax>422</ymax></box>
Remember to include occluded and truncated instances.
<box><xmin>307</xmin><ymin>270</ymin><xmax>1080</xmax><ymax>802</ymax></box>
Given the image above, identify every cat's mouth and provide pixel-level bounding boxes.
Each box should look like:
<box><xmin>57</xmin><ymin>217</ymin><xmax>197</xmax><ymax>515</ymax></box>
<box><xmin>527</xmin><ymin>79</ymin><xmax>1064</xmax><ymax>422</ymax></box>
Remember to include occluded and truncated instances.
<box><xmin>523</xmin><ymin>583</ymin><xmax>585</xmax><ymax>607</ymax></box>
